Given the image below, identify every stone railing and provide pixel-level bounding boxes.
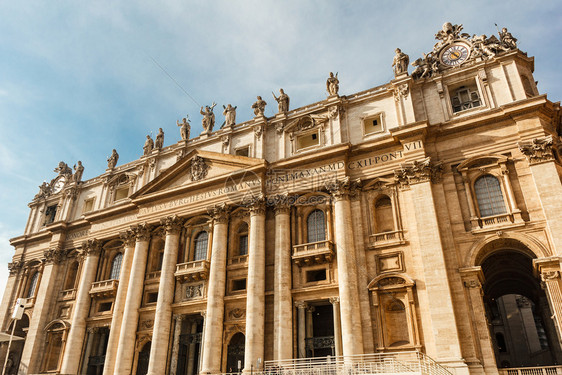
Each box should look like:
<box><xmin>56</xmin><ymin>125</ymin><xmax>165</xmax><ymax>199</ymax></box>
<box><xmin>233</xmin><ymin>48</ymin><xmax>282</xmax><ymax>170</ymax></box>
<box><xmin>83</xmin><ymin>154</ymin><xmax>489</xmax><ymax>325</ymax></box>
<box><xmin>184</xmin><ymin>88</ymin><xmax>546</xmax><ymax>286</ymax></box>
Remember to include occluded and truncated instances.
<box><xmin>58</xmin><ymin>288</ymin><xmax>77</xmax><ymax>301</ymax></box>
<box><xmin>89</xmin><ymin>279</ymin><xmax>119</xmax><ymax>298</ymax></box>
<box><xmin>145</xmin><ymin>271</ymin><xmax>161</xmax><ymax>281</ymax></box>
<box><xmin>499</xmin><ymin>366</ymin><xmax>562</xmax><ymax>375</ymax></box>
<box><xmin>228</xmin><ymin>255</ymin><xmax>249</xmax><ymax>267</ymax></box>
<box><xmin>369</xmin><ymin>230</ymin><xmax>405</xmax><ymax>248</ymax></box>
<box><xmin>478</xmin><ymin>213</ymin><xmax>513</xmax><ymax>227</ymax></box>
<box><xmin>292</xmin><ymin>240</ymin><xmax>334</xmax><ymax>266</ymax></box>
<box><xmin>175</xmin><ymin>260</ymin><xmax>210</xmax><ymax>283</ymax></box>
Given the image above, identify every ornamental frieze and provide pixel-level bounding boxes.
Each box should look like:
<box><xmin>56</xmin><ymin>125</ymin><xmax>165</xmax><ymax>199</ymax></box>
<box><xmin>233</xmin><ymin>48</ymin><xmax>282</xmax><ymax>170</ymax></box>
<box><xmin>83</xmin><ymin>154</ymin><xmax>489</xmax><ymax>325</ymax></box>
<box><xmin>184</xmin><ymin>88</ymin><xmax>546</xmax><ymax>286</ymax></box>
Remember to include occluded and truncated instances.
<box><xmin>519</xmin><ymin>135</ymin><xmax>556</xmax><ymax>165</ymax></box>
<box><xmin>394</xmin><ymin>157</ymin><xmax>443</xmax><ymax>187</ymax></box>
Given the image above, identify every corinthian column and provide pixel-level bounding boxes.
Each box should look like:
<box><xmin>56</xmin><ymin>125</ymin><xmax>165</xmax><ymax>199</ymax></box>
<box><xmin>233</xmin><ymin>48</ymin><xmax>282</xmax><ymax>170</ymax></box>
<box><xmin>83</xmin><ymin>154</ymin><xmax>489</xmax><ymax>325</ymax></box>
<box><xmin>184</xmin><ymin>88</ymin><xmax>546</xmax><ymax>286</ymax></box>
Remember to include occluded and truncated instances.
<box><xmin>201</xmin><ymin>204</ymin><xmax>230</xmax><ymax>375</ymax></box>
<box><xmin>148</xmin><ymin>215</ymin><xmax>183</xmax><ymax>375</ymax></box>
<box><xmin>328</xmin><ymin>178</ymin><xmax>364</xmax><ymax>356</ymax></box>
<box><xmin>273</xmin><ymin>196</ymin><xmax>293</xmax><ymax>360</ymax></box>
<box><xmin>244</xmin><ymin>197</ymin><xmax>266</xmax><ymax>372</ymax></box>
<box><xmin>114</xmin><ymin>224</ymin><xmax>151</xmax><ymax>375</ymax></box>
<box><xmin>103</xmin><ymin>230</ymin><xmax>137</xmax><ymax>375</ymax></box>
<box><xmin>60</xmin><ymin>239</ymin><xmax>101</xmax><ymax>374</ymax></box>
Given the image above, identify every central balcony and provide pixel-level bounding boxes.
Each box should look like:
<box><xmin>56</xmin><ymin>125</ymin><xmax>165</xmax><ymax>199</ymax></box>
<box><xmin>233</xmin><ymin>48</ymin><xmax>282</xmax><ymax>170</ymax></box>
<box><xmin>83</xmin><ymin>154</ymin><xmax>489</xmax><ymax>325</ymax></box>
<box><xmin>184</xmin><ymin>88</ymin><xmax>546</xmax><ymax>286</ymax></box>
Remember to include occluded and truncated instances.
<box><xmin>89</xmin><ymin>279</ymin><xmax>119</xmax><ymax>298</ymax></box>
<box><xmin>368</xmin><ymin>230</ymin><xmax>405</xmax><ymax>249</ymax></box>
<box><xmin>292</xmin><ymin>240</ymin><xmax>334</xmax><ymax>266</ymax></box>
<box><xmin>175</xmin><ymin>260</ymin><xmax>210</xmax><ymax>283</ymax></box>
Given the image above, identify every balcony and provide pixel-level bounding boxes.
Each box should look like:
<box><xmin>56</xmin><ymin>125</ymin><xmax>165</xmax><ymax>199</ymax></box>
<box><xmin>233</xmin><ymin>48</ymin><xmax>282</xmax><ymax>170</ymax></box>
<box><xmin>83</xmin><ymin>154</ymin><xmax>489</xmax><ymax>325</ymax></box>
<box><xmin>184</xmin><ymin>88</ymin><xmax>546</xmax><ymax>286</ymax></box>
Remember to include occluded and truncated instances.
<box><xmin>499</xmin><ymin>366</ymin><xmax>562</xmax><ymax>375</ymax></box>
<box><xmin>292</xmin><ymin>240</ymin><xmax>334</xmax><ymax>266</ymax></box>
<box><xmin>175</xmin><ymin>260</ymin><xmax>210</xmax><ymax>283</ymax></box>
<box><xmin>89</xmin><ymin>279</ymin><xmax>119</xmax><ymax>298</ymax></box>
<box><xmin>228</xmin><ymin>255</ymin><xmax>248</xmax><ymax>269</ymax></box>
<box><xmin>145</xmin><ymin>271</ymin><xmax>161</xmax><ymax>284</ymax></box>
<box><xmin>368</xmin><ymin>230</ymin><xmax>405</xmax><ymax>249</ymax></box>
<box><xmin>58</xmin><ymin>288</ymin><xmax>77</xmax><ymax>301</ymax></box>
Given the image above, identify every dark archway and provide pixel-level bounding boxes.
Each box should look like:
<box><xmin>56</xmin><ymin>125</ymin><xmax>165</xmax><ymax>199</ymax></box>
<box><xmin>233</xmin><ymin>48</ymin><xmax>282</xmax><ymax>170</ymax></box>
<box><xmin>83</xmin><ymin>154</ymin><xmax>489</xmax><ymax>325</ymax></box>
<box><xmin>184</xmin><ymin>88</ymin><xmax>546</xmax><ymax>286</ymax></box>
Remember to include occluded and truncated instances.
<box><xmin>136</xmin><ymin>341</ymin><xmax>151</xmax><ymax>375</ymax></box>
<box><xmin>481</xmin><ymin>249</ymin><xmax>562</xmax><ymax>367</ymax></box>
<box><xmin>226</xmin><ymin>333</ymin><xmax>245</xmax><ymax>373</ymax></box>
<box><xmin>4</xmin><ymin>314</ymin><xmax>29</xmax><ymax>375</ymax></box>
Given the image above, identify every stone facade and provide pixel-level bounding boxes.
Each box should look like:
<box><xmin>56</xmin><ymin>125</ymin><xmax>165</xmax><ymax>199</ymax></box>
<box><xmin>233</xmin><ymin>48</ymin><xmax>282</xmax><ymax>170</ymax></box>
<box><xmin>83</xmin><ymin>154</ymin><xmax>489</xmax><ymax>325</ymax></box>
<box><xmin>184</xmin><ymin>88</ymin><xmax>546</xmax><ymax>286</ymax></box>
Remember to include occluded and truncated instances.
<box><xmin>1</xmin><ymin>23</ymin><xmax>562</xmax><ymax>375</ymax></box>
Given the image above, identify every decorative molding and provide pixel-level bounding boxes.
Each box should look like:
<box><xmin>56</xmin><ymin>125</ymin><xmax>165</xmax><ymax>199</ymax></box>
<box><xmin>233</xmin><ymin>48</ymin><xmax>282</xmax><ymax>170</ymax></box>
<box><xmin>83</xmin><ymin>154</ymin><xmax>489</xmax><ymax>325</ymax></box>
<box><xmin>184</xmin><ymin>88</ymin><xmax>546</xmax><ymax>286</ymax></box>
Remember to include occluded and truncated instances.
<box><xmin>190</xmin><ymin>156</ymin><xmax>209</xmax><ymax>181</ymax></box>
<box><xmin>392</xmin><ymin>84</ymin><xmax>409</xmax><ymax>101</ymax></box>
<box><xmin>327</xmin><ymin>177</ymin><xmax>361</xmax><ymax>201</ymax></box>
<box><xmin>8</xmin><ymin>260</ymin><xmax>23</xmax><ymax>276</ymax></box>
<box><xmin>82</xmin><ymin>239</ymin><xmax>102</xmax><ymax>256</ymax></box>
<box><xmin>228</xmin><ymin>308</ymin><xmax>245</xmax><ymax>320</ymax></box>
<box><xmin>43</xmin><ymin>248</ymin><xmax>67</xmax><ymax>264</ymax></box>
<box><xmin>463</xmin><ymin>280</ymin><xmax>481</xmax><ymax>289</ymax></box>
<box><xmin>519</xmin><ymin>135</ymin><xmax>555</xmax><ymax>165</ymax></box>
<box><xmin>541</xmin><ymin>270</ymin><xmax>560</xmax><ymax>282</ymax></box>
<box><xmin>119</xmin><ymin>229</ymin><xmax>137</xmax><ymax>247</ymax></box>
<box><xmin>394</xmin><ymin>157</ymin><xmax>442</xmax><ymax>187</ymax></box>
<box><xmin>133</xmin><ymin>223</ymin><xmax>151</xmax><ymax>241</ymax></box>
<box><xmin>161</xmin><ymin>215</ymin><xmax>183</xmax><ymax>235</ymax></box>
<box><xmin>208</xmin><ymin>203</ymin><xmax>230</xmax><ymax>224</ymax></box>
<box><xmin>244</xmin><ymin>194</ymin><xmax>266</xmax><ymax>215</ymax></box>
<box><xmin>185</xmin><ymin>284</ymin><xmax>203</xmax><ymax>300</ymax></box>
<box><xmin>253</xmin><ymin>123</ymin><xmax>264</xmax><ymax>139</ymax></box>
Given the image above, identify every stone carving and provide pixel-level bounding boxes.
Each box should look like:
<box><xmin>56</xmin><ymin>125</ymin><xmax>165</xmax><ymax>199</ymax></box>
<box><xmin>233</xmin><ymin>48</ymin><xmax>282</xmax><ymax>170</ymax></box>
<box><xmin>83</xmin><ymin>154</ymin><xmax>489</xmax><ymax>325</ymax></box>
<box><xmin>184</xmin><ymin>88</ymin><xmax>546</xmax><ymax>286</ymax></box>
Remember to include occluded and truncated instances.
<box><xmin>120</xmin><ymin>229</ymin><xmax>137</xmax><ymax>247</ymax></box>
<box><xmin>392</xmin><ymin>48</ymin><xmax>409</xmax><ymax>77</ymax></box>
<box><xmin>229</xmin><ymin>308</ymin><xmax>245</xmax><ymax>319</ymax></box>
<box><xmin>222</xmin><ymin>104</ymin><xmax>237</xmax><ymax>128</ymax></box>
<box><xmin>140</xmin><ymin>319</ymin><xmax>154</xmax><ymax>329</ymax></box>
<box><xmin>327</xmin><ymin>177</ymin><xmax>361</xmax><ymax>200</ymax></box>
<box><xmin>143</xmin><ymin>135</ymin><xmax>154</xmax><ymax>156</ymax></box>
<box><xmin>190</xmin><ymin>156</ymin><xmax>209</xmax><ymax>181</ymax></box>
<box><xmin>394</xmin><ymin>157</ymin><xmax>443</xmax><ymax>187</ymax></box>
<box><xmin>161</xmin><ymin>215</ymin><xmax>183</xmax><ymax>235</ymax></box>
<box><xmin>411</xmin><ymin>23</ymin><xmax>519</xmax><ymax>80</ymax></box>
<box><xmin>43</xmin><ymin>248</ymin><xmax>67</xmax><ymax>264</ymax></box>
<box><xmin>200</xmin><ymin>102</ymin><xmax>217</xmax><ymax>134</ymax></box>
<box><xmin>82</xmin><ymin>239</ymin><xmax>102</xmax><ymax>256</ymax></box>
<box><xmin>519</xmin><ymin>135</ymin><xmax>555</xmax><ymax>164</ymax></box>
<box><xmin>8</xmin><ymin>260</ymin><xmax>23</xmax><ymax>275</ymax></box>
<box><xmin>73</xmin><ymin>161</ymin><xmax>84</xmax><ymax>183</ymax></box>
<box><xmin>393</xmin><ymin>84</ymin><xmax>409</xmax><ymax>101</ymax></box>
<box><xmin>34</xmin><ymin>182</ymin><xmax>51</xmax><ymax>200</ymax></box>
<box><xmin>377</xmin><ymin>277</ymin><xmax>406</xmax><ymax>287</ymax></box>
<box><xmin>177</xmin><ymin>115</ymin><xmax>191</xmax><ymax>141</ymax></box>
<box><xmin>326</xmin><ymin>72</ymin><xmax>339</xmax><ymax>96</ymax></box>
<box><xmin>155</xmin><ymin>128</ymin><xmax>164</xmax><ymax>150</ymax></box>
<box><xmin>244</xmin><ymin>193</ymin><xmax>266</xmax><ymax>215</ymax></box>
<box><xmin>208</xmin><ymin>203</ymin><xmax>230</xmax><ymax>223</ymax></box>
<box><xmin>107</xmin><ymin>149</ymin><xmax>119</xmax><ymax>170</ymax></box>
<box><xmin>253</xmin><ymin>124</ymin><xmax>264</xmax><ymax>139</ymax></box>
<box><xmin>54</xmin><ymin>161</ymin><xmax>72</xmax><ymax>177</ymax></box>
<box><xmin>132</xmin><ymin>223</ymin><xmax>151</xmax><ymax>241</ymax></box>
<box><xmin>463</xmin><ymin>280</ymin><xmax>481</xmax><ymax>289</ymax></box>
<box><xmin>251</xmin><ymin>96</ymin><xmax>267</xmax><ymax>117</ymax></box>
<box><xmin>185</xmin><ymin>284</ymin><xmax>203</xmax><ymax>299</ymax></box>
<box><xmin>272</xmin><ymin>89</ymin><xmax>289</xmax><ymax>113</ymax></box>
<box><xmin>541</xmin><ymin>270</ymin><xmax>560</xmax><ymax>282</ymax></box>
<box><xmin>221</xmin><ymin>135</ymin><xmax>230</xmax><ymax>149</ymax></box>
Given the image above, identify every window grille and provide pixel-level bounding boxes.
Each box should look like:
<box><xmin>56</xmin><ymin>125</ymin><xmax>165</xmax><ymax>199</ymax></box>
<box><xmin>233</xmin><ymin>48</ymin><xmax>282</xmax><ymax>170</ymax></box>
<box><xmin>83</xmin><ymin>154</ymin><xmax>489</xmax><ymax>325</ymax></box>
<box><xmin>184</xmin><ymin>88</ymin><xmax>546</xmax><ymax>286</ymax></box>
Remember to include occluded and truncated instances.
<box><xmin>239</xmin><ymin>235</ymin><xmax>248</xmax><ymax>256</ymax></box>
<box><xmin>307</xmin><ymin>209</ymin><xmax>326</xmax><ymax>243</ymax></box>
<box><xmin>193</xmin><ymin>231</ymin><xmax>208</xmax><ymax>261</ymax></box>
<box><xmin>27</xmin><ymin>272</ymin><xmax>39</xmax><ymax>298</ymax></box>
<box><xmin>451</xmin><ymin>86</ymin><xmax>481</xmax><ymax>113</ymax></box>
<box><xmin>110</xmin><ymin>253</ymin><xmax>123</xmax><ymax>280</ymax></box>
<box><xmin>474</xmin><ymin>175</ymin><xmax>507</xmax><ymax>217</ymax></box>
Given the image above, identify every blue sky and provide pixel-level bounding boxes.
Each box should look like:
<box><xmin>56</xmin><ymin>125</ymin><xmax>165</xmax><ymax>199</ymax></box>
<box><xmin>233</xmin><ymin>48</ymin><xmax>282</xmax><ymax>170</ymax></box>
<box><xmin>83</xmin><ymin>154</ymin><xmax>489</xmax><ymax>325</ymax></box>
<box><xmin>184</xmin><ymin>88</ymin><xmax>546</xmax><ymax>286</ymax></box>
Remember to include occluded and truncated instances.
<box><xmin>0</xmin><ymin>1</ymin><xmax>561</xmax><ymax>295</ymax></box>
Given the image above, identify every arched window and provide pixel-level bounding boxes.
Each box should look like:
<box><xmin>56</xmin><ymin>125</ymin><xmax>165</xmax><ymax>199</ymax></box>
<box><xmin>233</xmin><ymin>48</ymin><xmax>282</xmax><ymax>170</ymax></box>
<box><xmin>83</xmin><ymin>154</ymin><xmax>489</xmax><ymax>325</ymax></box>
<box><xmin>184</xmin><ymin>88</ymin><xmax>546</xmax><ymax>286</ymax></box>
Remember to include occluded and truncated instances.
<box><xmin>374</xmin><ymin>196</ymin><xmax>394</xmax><ymax>233</ymax></box>
<box><xmin>307</xmin><ymin>209</ymin><xmax>326</xmax><ymax>243</ymax></box>
<box><xmin>193</xmin><ymin>232</ymin><xmax>208</xmax><ymax>261</ymax></box>
<box><xmin>109</xmin><ymin>253</ymin><xmax>123</xmax><ymax>280</ymax></box>
<box><xmin>474</xmin><ymin>175</ymin><xmax>507</xmax><ymax>217</ymax></box>
<box><xmin>238</xmin><ymin>223</ymin><xmax>249</xmax><ymax>256</ymax></box>
<box><xmin>27</xmin><ymin>272</ymin><xmax>39</xmax><ymax>298</ymax></box>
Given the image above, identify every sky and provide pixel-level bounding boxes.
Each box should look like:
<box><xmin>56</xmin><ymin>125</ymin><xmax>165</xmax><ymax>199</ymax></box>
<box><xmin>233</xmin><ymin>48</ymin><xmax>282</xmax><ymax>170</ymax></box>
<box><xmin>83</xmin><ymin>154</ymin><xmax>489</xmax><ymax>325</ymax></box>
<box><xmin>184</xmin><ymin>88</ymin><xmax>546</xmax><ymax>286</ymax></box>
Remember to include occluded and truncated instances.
<box><xmin>0</xmin><ymin>1</ymin><xmax>561</xmax><ymax>297</ymax></box>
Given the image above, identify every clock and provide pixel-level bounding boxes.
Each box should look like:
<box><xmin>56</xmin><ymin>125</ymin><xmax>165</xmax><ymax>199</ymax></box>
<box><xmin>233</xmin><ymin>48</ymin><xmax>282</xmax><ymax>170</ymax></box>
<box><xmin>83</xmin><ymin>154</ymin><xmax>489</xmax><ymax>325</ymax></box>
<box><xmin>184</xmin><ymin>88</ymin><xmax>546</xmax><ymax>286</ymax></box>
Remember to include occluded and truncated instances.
<box><xmin>440</xmin><ymin>43</ymin><xmax>470</xmax><ymax>67</ymax></box>
<box><xmin>52</xmin><ymin>176</ymin><xmax>66</xmax><ymax>193</ymax></box>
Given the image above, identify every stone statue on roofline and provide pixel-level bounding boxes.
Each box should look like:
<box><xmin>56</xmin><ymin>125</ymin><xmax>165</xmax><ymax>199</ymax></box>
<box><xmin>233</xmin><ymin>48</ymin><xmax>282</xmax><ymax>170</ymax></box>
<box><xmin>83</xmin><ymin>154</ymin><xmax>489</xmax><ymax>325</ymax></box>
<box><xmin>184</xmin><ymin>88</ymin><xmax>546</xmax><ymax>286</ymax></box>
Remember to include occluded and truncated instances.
<box><xmin>143</xmin><ymin>135</ymin><xmax>154</xmax><ymax>156</ymax></box>
<box><xmin>392</xmin><ymin>48</ymin><xmax>409</xmax><ymax>77</ymax></box>
<box><xmin>73</xmin><ymin>161</ymin><xmax>84</xmax><ymax>183</ymax></box>
<box><xmin>155</xmin><ymin>128</ymin><xmax>164</xmax><ymax>150</ymax></box>
<box><xmin>200</xmin><ymin>102</ymin><xmax>217</xmax><ymax>134</ymax></box>
<box><xmin>177</xmin><ymin>115</ymin><xmax>191</xmax><ymax>141</ymax></box>
<box><xmin>222</xmin><ymin>104</ymin><xmax>237</xmax><ymax>128</ymax></box>
<box><xmin>326</xmin><ymin>72</ymin><xmax>339</xmax><ymax>96</ymax></box>
<box><xmin>107</xmin><ymin>149</ymin><xmax>119</xmax><ymax>169</ymax></box>
<box><xmin>252</xmin><ymin>96</ymin><xmax>267</xmax><ymax>116</ymax></box>
<box><xmin>272</xmin><ymin>89</ymin><xmax>289</xmax><ymax>113</ymax></box>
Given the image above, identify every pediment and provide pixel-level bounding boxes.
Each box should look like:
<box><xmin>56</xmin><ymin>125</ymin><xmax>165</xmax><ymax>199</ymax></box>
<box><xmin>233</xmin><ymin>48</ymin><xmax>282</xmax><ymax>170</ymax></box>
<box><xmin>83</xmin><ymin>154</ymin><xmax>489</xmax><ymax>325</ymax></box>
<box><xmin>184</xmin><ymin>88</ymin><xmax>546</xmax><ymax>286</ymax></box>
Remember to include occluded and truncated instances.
<box><xmin>285</xmin><ymin>114</ymin><xmax>329</xmax><ymax>134</ymax></box>
<box><xmin>131</xmin><ymin>150</ymin><xmax>266</xmax><ymax>199</ymax></box>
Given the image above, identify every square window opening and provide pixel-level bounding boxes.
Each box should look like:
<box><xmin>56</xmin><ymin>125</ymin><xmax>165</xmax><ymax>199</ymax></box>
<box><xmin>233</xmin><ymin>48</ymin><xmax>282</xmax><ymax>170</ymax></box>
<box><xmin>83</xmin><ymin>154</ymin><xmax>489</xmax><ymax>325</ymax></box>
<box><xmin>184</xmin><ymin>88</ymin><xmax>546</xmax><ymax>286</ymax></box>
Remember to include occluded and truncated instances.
<box><xmin>449</xmin><ymin>80</ymin><xmax>482</xmax><ymax>114</ymax></box>
<box><xmin>306</xmin><ymin>269</ymin><xmax>327</xmax><ymax>283</ymax></box>
<box><xmin>363</xmin><ymin>114</ymin><xmax>383</xmax><ymax>135</ymax></box>
<box><xmin>147</xmin><ymin>292</ymin><xmax>158</xmax><ymax>304</ymax></box>
<box><xmin>235</xmin><ymin>146</ymin><xmax>250</xmax><ymax>157</ymax></box>
<box><xmin>98</xmin><ymin>302</ymin><xmax>112</xmax><ymax>312</ymax></box>
<box><xmin>232</xmin><ymin>278</ymin><xmax>247</xmax><ymax>291</ymax></box>
<box><xmin>114</xmin><ymin>186</ymin><xmax>129</xmax><ymax>201</ymax></box>
<box><xmin>296</xmin><ymin>131</ymin><xmax>320</xmax><ymax>151</ymax></box>
<box><xmin>83</xmin><ymin>198</ymin><xmax>95</xmax><ymax>213</ymax></box>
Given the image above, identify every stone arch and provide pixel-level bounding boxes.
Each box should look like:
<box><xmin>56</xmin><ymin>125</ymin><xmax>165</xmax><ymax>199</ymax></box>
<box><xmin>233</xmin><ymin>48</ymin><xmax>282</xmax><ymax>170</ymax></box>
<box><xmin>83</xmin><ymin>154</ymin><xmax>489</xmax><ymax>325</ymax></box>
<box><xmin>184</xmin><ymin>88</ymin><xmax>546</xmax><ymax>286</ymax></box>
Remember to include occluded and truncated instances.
<box><xmin>465</xmin><ymin>231</ymin><xmax>551</xmax><ymax>268</ymax></box>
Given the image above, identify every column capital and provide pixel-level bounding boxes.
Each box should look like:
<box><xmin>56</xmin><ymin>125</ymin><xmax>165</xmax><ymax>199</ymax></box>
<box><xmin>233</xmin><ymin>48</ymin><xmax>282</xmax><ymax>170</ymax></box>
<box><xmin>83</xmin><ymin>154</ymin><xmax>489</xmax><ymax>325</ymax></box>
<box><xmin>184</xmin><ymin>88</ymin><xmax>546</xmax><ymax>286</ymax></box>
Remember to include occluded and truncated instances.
<box><xmin>43</xmin><ymin>248</ymin><xmax>68</xmax><ymax>264</ymax></box>
<box><xmin>173</xmin><ymin>314</ymin><xmax>185</xmax><ymax>323</ymax></box>
<box><xmin>394</xmin><ymin>157</ymin><xmax>442</xmax><ymax>188</ymax></box>
<box><xmin>132</xmin><ymin>223</ymin><xmax>151</xmax><ymax>241</ymax></box>
<box><xmin>294</xmin><ymin>301</ymin><xmax>307</xmax><ymax>309</ymax></box>
<box><xmin>8</xmin><ymin>260</ymin><xmax>23</xmax><ymax>276</ymax></box>
<box><xmin>161</xmin><ymin>215</ymin><xmax>183</xmax><ymax>235</ymax></box>
<box><xmin>519</xmin><ymin>135</ymin><xmax>557</xmax><ymax>165</ymax></box>
<box><xmin>270</xmin><ymin>194</ymin><xmax>291</xmax><ymax>215</ymax></box>
<box><xmin>81</xmin><ymin>239</ymin><xmax>102</xmax><ymax>256</ymax></box>
<box><xmin>327</xmin><ymin>177</ymin><xmax>361</xmax><ymax>201</ymax></box>
<box><xmin>207</xmin><ymin>203</ymin><xmax>230</xmax><ymax>224</ymax></box>
<box><xmin>329</xmin><ymin>296</ymin><xmax>340</xmax><ymax>305</ymax></box>
<box><xmin>119</xmin><ymin>229</ymin><xmax>137</xmax><ymax>247</ymax></box>
<box><xmin>243</xmin><ymin>194</ymin><xmax>266</xmax><ymax>216</ymax></box>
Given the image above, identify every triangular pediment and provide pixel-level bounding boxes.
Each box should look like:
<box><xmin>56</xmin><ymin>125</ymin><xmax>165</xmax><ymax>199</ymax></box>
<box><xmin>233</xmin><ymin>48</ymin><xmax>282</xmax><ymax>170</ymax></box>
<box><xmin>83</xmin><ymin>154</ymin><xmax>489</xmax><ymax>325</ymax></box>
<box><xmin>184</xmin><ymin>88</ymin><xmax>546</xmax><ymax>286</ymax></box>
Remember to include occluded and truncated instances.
<box><xmin>130</xmin><ymin>150</ymin><xmax>266</xmax><ymax>199</ymax></box>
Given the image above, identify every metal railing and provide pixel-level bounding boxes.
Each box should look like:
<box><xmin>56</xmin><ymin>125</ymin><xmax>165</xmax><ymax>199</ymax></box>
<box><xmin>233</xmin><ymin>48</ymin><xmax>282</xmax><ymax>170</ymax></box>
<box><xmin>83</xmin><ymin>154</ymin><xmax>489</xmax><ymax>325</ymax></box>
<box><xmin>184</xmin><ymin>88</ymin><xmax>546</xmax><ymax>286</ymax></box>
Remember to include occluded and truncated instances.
<box><xmin>499</xmin><ymin>366</ymin><xmax>562</xmax><ymax>375</ymax></box>
<box><xmin>263</xmin><ymin>352</ymin><xmax>452</xmax><ymax>375</ymax></box>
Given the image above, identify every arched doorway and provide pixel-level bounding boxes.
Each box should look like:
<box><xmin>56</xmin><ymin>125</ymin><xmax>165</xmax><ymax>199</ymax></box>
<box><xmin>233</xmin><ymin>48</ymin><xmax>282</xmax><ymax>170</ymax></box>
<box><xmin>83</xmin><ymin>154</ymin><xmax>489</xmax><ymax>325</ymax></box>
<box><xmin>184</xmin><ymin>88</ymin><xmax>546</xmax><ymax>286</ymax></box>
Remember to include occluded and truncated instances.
<box><xmin>226</xmin><ymin>333</ymin><xmax>244</xmax><ymax>373</ymax></box>
<box><xmin>136</xmin><ymin>341</ymin><xmax>151</xmax><ymax>375</ymax></box>
<box><xmin>480</xmin><ymin>248</ymin><xmax>562</xmax><ymax>367</ymax></box>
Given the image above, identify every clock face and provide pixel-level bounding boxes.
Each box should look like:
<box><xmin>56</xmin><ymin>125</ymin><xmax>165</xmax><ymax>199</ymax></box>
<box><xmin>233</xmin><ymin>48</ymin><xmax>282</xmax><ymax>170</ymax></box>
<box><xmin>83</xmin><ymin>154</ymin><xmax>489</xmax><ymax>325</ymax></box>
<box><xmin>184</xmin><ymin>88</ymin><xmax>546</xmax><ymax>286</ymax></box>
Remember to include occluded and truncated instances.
<box><xmin>440</xmin><ymin>44</ymin><xmax>470</xmax><ymax>66</ymax></box>
<box><xmin>53</xmin><ymin>176</ymin><xmax>66</xmax><ymax>193</ymax></box>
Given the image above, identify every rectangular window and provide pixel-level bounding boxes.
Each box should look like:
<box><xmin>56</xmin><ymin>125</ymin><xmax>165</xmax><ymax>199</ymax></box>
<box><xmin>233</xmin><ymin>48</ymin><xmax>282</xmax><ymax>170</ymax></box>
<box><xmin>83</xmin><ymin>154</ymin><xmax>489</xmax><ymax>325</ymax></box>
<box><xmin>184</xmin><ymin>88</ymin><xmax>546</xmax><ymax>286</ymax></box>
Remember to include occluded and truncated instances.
<box><xmin>114</xmin><ymin>186</ymin><xmax>129</xmax><ymax>201</ymax></box>
<box><xmin>296</xmin><ymin>131</ymin><xmax>320</xmax><ymax>151</ymax></box>
<box><xmin>306</xmin><ymin>269</ymin><xmax>327</xmax><ymax>283</ymax></box>
<box><xmin>450</xmin><ymin>80</ymin><xmax>482</xmax><ymax>113</ymax></box>
<box><xmin>44</xmin><ymin>205</ymin><xmax>57</xmax><ymax>225</ymax></box>
<box><xmin>98</xmin><ymin>302</ymin><xmax>112</xmax><ymax>312</ymax></box>
<box><xmin>235</xmin><ymin>146</ymin><xmax>250</xmax><ymax>157</ymax></box>
<box><xmin>147</xmin><ymin>292</ymin><xmax>158</xmax><ymax>304</ymax></box>
<box><xmin>232</xmin><ymin>278</ymin><xmax>247</xmax><ymax>291</ymax></box>
<box><xmin>239</xmin><ymin>235</ymin><xmax>248</xmax><ymax>256</ymax></box>
<box><xmin>363</xmin><ymin>114</ymin><xmax>383</xmax><ymax>135</ymax></box>
<box><xmin>82</xmin><ymin>198</ymin><xmax>95</xmax><ymax>213</ymax></box>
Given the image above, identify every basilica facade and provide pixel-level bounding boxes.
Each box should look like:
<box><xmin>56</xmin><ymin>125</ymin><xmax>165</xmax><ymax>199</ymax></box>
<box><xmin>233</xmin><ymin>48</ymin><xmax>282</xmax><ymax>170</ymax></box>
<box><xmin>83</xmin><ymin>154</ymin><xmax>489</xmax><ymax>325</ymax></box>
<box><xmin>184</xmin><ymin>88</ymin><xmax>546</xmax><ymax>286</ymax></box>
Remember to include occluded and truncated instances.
<box><xmin>1</xmin><ymin>23</ymin><xmax>562</xmax><ymax>375</ymax></box>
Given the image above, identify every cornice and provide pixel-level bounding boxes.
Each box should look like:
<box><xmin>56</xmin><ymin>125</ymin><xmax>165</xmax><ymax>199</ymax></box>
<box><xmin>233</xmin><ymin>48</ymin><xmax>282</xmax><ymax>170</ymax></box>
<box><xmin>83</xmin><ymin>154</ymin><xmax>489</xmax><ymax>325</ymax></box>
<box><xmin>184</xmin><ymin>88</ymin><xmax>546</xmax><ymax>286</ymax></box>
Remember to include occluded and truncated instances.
<box><xmin>83</xmin><ymin>201</ymin><xmax>138</xmax><ymax>223</ymax></box>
